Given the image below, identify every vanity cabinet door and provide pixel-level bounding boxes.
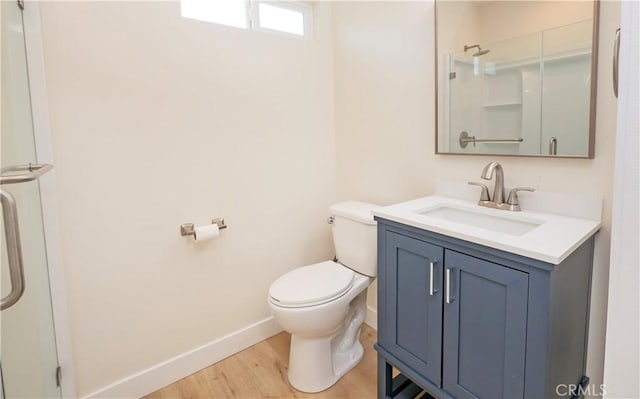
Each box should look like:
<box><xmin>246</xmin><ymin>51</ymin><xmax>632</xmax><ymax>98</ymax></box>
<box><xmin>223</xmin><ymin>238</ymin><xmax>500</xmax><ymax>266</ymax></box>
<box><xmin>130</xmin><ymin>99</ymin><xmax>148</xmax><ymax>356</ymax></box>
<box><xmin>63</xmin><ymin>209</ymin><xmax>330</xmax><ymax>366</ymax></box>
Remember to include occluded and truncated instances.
<box><xmin>442</xmin><ymin>250</ymin><xmax>529</xmax><ymax>399</ymax></box>
<box><xmin>382</xmin><ymin>231</ymin><xmax>444</xmax><ymax>387</ymax></box>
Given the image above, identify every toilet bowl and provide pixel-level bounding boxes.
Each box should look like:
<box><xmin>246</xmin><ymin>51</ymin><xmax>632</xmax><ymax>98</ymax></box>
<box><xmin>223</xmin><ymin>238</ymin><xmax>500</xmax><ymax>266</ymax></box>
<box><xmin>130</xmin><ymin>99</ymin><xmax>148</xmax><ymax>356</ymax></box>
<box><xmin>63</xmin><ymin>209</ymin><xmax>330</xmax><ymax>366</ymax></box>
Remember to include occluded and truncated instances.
<box><xmin>268</xmin><ymin>201</ymin><xmax>378</xmax><ymax>393</ymax></box>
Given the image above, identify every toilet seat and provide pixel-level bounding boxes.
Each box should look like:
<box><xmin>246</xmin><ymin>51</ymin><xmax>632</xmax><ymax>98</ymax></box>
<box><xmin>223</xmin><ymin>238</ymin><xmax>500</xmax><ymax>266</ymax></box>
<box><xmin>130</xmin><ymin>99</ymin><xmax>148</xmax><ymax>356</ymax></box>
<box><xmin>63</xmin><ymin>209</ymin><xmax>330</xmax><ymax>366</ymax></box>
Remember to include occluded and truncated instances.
<box><xmin>269</xmin><ymin>261</ymin><xmax>355</xmax><ymax>308</ymax></box>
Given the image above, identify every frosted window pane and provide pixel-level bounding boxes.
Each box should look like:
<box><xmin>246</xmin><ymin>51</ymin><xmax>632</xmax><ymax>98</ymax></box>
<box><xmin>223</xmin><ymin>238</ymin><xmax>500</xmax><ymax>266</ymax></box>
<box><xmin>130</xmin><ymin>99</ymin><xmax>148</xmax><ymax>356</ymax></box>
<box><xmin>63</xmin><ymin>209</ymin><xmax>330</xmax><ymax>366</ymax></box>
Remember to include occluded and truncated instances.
<box><xmin>181</xmin><ymin>0</ymin><xmax>248</xmax><ymax>29</ymax></box>
<box><xmin>258</xmin><ymin>3</ymin><xmax>304</xmax><ymax>36</ymax></box>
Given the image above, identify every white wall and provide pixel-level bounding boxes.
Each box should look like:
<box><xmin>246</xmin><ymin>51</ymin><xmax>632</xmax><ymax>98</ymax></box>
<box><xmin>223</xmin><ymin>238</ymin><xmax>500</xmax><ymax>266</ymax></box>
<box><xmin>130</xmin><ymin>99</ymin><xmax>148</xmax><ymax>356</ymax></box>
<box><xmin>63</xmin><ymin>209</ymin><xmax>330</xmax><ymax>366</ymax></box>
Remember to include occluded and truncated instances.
<box><xmin>603</xmin><ymin>0</ymin><xmax>640</xmax><ymax>396</ymax></box>
<box><xmin>333</xmin><ymin>1</ymin><xmax>619</xmax><ymax>397</ymax></box>
<box><xmin>39</xmin><ymin>1</ymin><xmax>336</xmax><ymax>396</ymax></box>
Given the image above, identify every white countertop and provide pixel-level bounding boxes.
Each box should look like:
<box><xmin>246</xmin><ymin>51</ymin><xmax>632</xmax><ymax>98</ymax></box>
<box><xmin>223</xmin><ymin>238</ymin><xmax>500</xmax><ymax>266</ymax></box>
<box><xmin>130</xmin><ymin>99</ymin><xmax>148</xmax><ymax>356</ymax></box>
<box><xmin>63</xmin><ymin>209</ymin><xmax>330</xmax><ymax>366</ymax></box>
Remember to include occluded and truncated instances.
<box><xmin>372</xmin><ymin>195</ymin><xmax>601</xmax><ymax>265</ymax></box>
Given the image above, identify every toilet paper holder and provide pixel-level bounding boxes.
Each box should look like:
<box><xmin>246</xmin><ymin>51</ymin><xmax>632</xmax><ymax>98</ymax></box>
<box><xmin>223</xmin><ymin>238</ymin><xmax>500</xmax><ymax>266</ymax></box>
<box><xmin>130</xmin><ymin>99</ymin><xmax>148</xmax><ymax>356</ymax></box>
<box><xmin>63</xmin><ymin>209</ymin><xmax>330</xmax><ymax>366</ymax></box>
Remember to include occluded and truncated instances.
<box><xmin>180</xmin><ymin>218</ymin><xmax>227</xmax><ymax>237</ymax></box>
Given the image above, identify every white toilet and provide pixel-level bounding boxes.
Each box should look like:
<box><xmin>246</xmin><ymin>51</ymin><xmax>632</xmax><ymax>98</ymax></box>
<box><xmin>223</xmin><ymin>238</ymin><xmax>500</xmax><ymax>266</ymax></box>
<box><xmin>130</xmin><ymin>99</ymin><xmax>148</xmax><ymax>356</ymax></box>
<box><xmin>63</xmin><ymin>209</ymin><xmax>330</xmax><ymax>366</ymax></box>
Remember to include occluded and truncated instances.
<box><xmin>268</xmin><ymin>201</ymin><xmax>378</xmax><ymax>393</ymax></box>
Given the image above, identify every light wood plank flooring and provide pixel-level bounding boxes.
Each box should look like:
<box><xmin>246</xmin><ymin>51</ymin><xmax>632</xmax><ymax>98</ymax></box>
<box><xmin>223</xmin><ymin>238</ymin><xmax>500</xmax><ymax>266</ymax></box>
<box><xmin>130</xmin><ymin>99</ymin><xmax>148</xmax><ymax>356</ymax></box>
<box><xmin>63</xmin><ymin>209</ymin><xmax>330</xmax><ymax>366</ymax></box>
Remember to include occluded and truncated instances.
<box><xmin>145</xmin><ymin>325</ymin><xmax>378</xmax><ymax>399</ymax></box>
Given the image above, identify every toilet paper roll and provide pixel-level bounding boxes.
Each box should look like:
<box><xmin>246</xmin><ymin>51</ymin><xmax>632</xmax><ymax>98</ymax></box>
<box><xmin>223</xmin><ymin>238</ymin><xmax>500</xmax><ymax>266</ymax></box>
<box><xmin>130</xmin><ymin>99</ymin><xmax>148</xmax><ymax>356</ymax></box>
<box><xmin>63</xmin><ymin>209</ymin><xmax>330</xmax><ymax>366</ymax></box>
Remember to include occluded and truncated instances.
<box><xmin>193</xmin><ymin>224</ymin><xmax>220</xmax><ymax>241</ymax></box>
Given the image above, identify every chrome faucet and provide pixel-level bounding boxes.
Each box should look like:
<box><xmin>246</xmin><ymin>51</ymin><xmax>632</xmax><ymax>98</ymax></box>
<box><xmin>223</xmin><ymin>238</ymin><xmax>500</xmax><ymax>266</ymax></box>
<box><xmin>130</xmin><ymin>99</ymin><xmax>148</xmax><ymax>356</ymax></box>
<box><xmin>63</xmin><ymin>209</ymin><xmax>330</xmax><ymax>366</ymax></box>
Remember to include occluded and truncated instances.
<box><xmin>481</xmin><ymin>161</ymin><xmax>505</xmax><ymax>204</ymax></box>
<box><xmin>468</xmin><ymin>162</ymin><xmax>535</xmax><ymax>211</ymax></box>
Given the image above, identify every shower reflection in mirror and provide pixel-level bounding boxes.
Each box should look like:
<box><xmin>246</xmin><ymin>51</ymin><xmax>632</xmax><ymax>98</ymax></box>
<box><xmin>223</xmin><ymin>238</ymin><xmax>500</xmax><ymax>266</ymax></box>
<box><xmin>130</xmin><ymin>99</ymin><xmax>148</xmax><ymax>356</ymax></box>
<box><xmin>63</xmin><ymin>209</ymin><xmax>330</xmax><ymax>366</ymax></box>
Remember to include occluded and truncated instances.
<box><xmin>436</xmin><ymin>1</ymin><xmax>599</xmax><ymax>158</ymax></box>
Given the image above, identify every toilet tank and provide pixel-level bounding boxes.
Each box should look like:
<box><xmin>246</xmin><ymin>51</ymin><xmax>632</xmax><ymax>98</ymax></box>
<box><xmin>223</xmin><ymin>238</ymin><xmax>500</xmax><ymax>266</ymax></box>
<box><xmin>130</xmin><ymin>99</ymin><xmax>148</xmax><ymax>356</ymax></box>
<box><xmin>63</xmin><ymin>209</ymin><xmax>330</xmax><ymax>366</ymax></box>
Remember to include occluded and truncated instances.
<box><xmin>329</xmin><ymin>201</ymin><xmax>379</xmax><ymax>277</ymax></box>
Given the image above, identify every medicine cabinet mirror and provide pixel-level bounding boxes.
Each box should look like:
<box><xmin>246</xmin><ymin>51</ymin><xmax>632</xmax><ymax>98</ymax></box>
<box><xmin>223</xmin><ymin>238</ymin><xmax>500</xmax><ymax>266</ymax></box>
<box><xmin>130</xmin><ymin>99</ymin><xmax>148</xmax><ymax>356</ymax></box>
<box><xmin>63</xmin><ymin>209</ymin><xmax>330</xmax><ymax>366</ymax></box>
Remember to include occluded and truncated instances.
<box><xmin>435</xmin><ymin>1</ymin><xmax>599</xmax><ymax>158</ymax></box>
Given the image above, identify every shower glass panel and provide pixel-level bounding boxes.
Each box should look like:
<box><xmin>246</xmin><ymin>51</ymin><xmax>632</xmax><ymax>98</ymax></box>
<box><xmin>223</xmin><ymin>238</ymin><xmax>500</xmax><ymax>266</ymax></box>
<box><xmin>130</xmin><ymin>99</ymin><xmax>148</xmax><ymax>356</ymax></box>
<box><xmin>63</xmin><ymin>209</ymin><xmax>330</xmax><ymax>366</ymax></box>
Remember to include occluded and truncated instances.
<box><xmin>1</xmin><ymin>1</ymin><xmax>62</xmax><ymax>397</ymax></box>
<box><xmin>448</xmin><ymin>32</ymin><xmax>542</xmax><ymax>155</ymax></box>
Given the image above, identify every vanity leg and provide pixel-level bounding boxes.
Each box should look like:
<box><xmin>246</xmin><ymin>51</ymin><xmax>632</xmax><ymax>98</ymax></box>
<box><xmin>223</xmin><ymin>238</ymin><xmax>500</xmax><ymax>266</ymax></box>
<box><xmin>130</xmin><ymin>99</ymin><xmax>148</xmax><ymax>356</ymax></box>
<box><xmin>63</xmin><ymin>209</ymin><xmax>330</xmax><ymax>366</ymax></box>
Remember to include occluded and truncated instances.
<box><xmin>378</xmin><ymin>352</ymin><xmax>430</xmax><ymax>399</ymax></box>
<box><xmin>378</xmin><ymin>353</ymin><xmax>393</xmax><ymax>399</ymax></box>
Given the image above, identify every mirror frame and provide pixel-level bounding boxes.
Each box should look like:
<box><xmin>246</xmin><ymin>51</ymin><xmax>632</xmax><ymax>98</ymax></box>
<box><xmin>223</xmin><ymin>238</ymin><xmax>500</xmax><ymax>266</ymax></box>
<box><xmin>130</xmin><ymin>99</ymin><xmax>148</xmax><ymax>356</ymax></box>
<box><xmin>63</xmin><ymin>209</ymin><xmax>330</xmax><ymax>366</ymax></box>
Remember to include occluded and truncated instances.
<box><xmin>434</xmin><ymin>0</ymin><xmax>600</xmax><ymax>159</ymax></box>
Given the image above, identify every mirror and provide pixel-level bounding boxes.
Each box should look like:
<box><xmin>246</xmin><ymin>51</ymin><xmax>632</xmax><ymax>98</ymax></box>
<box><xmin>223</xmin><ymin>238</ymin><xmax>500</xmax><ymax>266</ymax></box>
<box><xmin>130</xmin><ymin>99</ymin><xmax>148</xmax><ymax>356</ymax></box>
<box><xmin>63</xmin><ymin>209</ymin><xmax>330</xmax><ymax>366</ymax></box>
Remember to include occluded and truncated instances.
<box><xmin>436</xmin><ymin>1</ymin><xmax>599</xmax><ymax>158</ymax></box>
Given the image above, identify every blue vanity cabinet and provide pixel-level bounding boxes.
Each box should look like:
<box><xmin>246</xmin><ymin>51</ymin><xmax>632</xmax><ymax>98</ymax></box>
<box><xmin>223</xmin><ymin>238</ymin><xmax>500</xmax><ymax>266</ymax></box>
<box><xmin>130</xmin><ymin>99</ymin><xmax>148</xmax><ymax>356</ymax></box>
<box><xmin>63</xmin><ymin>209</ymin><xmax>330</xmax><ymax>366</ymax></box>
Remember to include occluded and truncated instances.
<box><xmin>375</xmin><ymin>218</ymin><xmax>595</xmax><ymax>399</ymax></box>
<box><xmin>442</xmin><ymin>250</ymin><xmax>529</xmax><ymax>399</ymax></box>
<box><xmin>380</xmin><ymin>231</ymin><xmax>444</xmax><ymax>386</ymax></box>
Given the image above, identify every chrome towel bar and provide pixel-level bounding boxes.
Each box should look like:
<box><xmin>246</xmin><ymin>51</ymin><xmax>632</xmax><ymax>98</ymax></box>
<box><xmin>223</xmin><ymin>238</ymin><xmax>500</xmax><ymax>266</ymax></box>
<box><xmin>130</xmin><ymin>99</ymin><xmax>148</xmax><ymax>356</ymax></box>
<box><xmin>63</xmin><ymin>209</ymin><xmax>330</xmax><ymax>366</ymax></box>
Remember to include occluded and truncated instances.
<box><xmin>459</xmin><ymin>131</ymin><xmax>524</xmax><ymax>148</ymax></box>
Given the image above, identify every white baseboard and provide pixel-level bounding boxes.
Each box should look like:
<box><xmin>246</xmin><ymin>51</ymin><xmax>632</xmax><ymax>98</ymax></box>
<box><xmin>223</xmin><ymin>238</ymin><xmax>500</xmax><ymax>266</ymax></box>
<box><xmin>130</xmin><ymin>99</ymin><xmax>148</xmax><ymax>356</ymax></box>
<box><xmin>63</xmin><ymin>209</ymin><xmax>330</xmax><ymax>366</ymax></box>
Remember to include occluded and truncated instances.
<box><xmin>364</xmin><ymin>305</ymin><xmax>378</xmax><ymax>331</ymax></box>
<box><xmin>85</xmin><ymin>317</ymin><xmax>282</xmax><ymax>399</ymax></box>
<box><xmin>87</xmin><ymin>308</ymin><xmax>377</xmax><ymax>399</ymax></box>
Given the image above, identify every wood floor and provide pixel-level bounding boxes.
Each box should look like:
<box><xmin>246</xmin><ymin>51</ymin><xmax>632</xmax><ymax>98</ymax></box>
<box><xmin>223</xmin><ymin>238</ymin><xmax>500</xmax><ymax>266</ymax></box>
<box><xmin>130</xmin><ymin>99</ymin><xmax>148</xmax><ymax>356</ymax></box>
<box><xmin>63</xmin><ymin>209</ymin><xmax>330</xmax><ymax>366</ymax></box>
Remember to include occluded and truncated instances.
<box><xmin>145</xmin><ymin>325</ymin><xmax>378</xmax><ymax>399</ymax></box>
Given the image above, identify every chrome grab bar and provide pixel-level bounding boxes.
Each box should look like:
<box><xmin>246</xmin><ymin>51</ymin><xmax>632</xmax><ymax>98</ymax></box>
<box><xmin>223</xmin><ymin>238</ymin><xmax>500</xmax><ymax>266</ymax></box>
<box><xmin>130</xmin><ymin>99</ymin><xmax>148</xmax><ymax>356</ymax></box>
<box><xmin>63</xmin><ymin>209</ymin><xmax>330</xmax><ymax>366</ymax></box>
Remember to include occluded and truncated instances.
<box><xmin>459</xmin><ymin>131</ymin><xmax>523</xmax><ymax>148</ymax></box>
<box><xmin>0</xmin><ymin>163</ymin><xmax>52</xmax><ymax>310</ymax></box>
<box><xmin>548</xmin><ymin>137</ymin><xmax>558</xmax><ymax>155</ymax></box>
<box><xmin>613</xmin><ymin>28</ymin><xmax>620</xmax><ymax>98</ymax></box>
<box><xmin>1</xmin><ymin>188</ymin><xmax>25</xmax><ymax>311</ymax></box>
<box><xmin>1</xmin><ymin>163</ymin><xmax>53</xmax><ymax>185</ymax></box>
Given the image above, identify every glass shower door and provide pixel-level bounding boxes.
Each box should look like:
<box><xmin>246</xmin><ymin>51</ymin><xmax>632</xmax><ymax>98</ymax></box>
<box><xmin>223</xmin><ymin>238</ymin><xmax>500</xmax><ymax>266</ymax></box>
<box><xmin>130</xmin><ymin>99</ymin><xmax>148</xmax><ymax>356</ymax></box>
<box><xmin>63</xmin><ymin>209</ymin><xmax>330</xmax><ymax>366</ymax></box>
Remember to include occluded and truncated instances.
<box><xmin>1</xmin><ymin>1</ymin><xmax>61</xmax><ymax>398</ymax></box>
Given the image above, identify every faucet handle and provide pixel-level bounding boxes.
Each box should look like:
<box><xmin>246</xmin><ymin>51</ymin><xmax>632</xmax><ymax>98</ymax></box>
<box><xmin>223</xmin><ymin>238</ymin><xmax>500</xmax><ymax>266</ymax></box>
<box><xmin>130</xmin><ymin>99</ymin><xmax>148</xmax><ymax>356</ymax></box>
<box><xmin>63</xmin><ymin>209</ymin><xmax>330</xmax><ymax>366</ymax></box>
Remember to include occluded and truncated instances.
<box><xmin>507</xmin><ymin>187</ymin><xmax>535</xmax><ymax>206</ymax></box>
<box><xmin>468</xmin><ymin>182</ymin><xmax>490</xmax><ymax>201</ymax></box>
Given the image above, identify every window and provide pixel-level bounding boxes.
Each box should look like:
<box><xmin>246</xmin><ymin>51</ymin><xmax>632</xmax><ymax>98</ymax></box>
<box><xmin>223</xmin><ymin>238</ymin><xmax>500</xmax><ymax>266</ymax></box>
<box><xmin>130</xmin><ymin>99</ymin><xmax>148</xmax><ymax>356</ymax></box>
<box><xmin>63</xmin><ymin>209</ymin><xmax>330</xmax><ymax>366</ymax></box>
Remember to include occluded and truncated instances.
<box><xmin>254</xmin><ymin>3</ymin><xmax>308</xmax><ymax>37</ymax></box>
<box><xmin>181</xmin><ymin>1</ymin><xmax>312</xmax><ymax>39</ymax></box>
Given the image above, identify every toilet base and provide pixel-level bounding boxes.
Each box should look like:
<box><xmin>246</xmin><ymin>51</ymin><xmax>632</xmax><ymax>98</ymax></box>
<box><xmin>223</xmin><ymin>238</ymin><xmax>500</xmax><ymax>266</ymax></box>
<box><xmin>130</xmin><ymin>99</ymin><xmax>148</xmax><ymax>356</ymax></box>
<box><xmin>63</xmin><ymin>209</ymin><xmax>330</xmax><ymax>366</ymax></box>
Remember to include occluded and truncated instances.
<box><xmin>287</xmin><ymin>332</ymin><xmax>365</xmax><ymax>393</ymax></box>
<box><xmin>286</xmin><ymin>292</ymin><xmax>368</xmax><ymax>393</ymax></box>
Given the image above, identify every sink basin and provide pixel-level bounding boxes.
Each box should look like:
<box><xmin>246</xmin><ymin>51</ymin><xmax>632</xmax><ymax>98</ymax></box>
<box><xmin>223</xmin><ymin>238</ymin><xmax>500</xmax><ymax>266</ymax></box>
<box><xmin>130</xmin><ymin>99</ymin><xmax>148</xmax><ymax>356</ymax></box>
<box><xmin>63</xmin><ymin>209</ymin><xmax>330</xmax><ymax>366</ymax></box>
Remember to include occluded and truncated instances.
<box><xmin>417</xmin><ymin>206</ymin><xmax>543</xmax><ymax>236</ymax></box>
<box><xmin>371</xmin><ymin>193</ymin><xmax>602</xmax><ymax>264</ymax></box>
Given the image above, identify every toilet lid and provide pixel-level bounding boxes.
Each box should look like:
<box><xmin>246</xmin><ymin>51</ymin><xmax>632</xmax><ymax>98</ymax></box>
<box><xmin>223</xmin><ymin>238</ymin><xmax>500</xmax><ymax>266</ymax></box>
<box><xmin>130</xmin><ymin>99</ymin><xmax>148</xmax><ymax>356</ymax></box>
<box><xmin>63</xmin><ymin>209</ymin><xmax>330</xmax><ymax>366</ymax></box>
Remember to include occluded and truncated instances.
<box><xmin>269</xmin><ymin>261</ymin><xmax>355</xmax><ymax>308</ymax></box>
